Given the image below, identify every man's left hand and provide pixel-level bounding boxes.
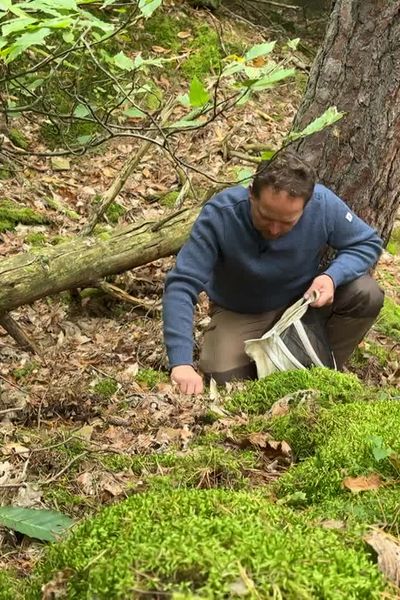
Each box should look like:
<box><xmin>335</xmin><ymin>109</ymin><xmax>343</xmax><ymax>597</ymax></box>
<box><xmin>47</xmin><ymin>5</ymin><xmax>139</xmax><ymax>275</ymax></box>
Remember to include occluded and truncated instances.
<box><xmin>304</xmin><ymin>274</ymin><xmax>335</xmax><ymax>308</ymax></box>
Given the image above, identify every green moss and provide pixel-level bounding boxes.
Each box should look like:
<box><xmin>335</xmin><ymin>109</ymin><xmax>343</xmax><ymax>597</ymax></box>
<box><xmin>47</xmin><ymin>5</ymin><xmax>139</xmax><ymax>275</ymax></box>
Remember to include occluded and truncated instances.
<box><xmin>25</xmin><ymin>231</ymin><xmax>47</xmax><ymax>246</ymax></box>
<box><xmin>0</xmin><ymin>570</ymin><xmax>21</xmax><ymax>600</ymax></box>
<box><xmin>349</xmin><ymin>341</ymin><xmax>391</xmax><ymax>369</ymax></box>
<box><xmin>387</xmin><ymin>225</ymin><xmax>400</xmax><ymax>255</ymax></box>
<box><xmin>43</xmin><ymin>485</ymin><xmax>93</xmax><ymax>515</ymax></box>
<box><xmin>13</xmin><ymin>361</ymin><xmax>39</xmax><ymax>380</ymax></box>
<box><xmin>375</xmin><ymin>297</ymin><xmax>400</xmax><ymax>341</ymax></box>
<box><xmin>226</xmin><ymin>367</ymin><xmax>364</xmax><ymax>414</ymax></box>
<box><xmin>136</xmin><ymin>367</ymin><xmax>168</xmax><ymax>390</ymax></box>
<box><xmin>105</xmin><ymin>201</ymin><xmax>125</xmax><ymax>223</ymax></box>
<box><xmin>93</xmin><ymin>377</ymin><xmax>118</xmax><ymax>399</ymax></box>
<box><xmin>40</xmin><ymin>120</ymin><xmax>99</xmax><ymax>150</ymax></box>
<box><xmin>276</xmin><ymin>400</ymin><xmax>400</xmax><ymax>504</ymax></box>
<box><xmin>182</xmin><ymin>24</ymin><xmax>222</xmax><ymax>78</ymax></box>
<box><xmin>45</xmin><ymin>196</ymin><xmax>80</xmax><ymax>221</ymax></box>
<box><xmin>27</xmin><ymin>489</ymin><xmax>386</xmax><ymax>599</ymax></box>
<box><xmin>160</xmin><ymin>190</ymin><xmax>179</xmax><ymax>208</ymax></box>
<box><xmin>8</xmin><ymin>127</ymin><xmax>29</xmax><ymax>149</ymax></box>
<box><xmin>307</xmin><ymin>487</ymin><xmax>400</xmax><ymax>536</ymax></box>
<box><xmin>0</xmin><ymin>199</ymin><xmax>49</xmax><ymax>232</ymax></box>
<box><xmin>143</xmin><ymin>13</ymin><xmax>190</xmax><ymax>52</ymax></box>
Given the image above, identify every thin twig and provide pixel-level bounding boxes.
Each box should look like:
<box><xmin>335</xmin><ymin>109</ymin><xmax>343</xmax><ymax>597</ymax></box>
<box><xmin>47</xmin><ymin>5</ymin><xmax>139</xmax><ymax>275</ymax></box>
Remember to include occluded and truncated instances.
<box><xmin>38</xmin><ymin>452</ymin><xmax>88</xmax><ymax>485</ymax></box>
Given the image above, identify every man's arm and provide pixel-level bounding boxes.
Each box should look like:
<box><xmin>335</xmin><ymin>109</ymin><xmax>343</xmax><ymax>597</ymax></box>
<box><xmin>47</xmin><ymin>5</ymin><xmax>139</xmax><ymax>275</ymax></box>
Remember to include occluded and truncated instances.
<box><xmin>322</xmin><ymin>188</ymin><xmax>382</xmax><ymax>287</ymax></box>
<box><xmin>305</xmin><ymin>188</ymin><xmax>383</xmax><ymax>308</ymax></box>
<box><xmin>163</xmin><ymin>202</ymin><xmax>223</xmax><ymax>391</ymax></box>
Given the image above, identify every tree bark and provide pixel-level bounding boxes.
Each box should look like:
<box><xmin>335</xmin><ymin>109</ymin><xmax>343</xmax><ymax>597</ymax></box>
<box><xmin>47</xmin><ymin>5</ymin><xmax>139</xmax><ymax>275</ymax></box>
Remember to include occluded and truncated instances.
<box><xmin>0</xmin><ymin>209</ymin><xmax>199</xmax><ymax>313</ymax></box>
<box><xmin>293</xmin><ymin>0</ymin><xmax>400</xmax><ymax>243</ymax></box>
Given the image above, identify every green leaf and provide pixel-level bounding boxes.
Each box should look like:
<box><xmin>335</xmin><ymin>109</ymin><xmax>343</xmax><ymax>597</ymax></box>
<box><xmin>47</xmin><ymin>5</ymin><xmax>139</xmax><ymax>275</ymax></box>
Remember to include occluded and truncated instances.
<box><xmin>288</xmin><ymin>106</ymin><xmax>345</xmax><ymax>142</ymax></box>
<box><xmin>62</xmin><ymin>30</ymin><xmax>74</xmax><ymax>43</ymax></box>
<box><xmin>177</xmin><ymin>93</ymin><xmax>190</xmax><ymax>107</ymax></box>
<box><xmin>0</xmin><ymin>507</ymin><xmax>73</xmax><ymax>542</ymax></box>
<box><xmin>245</xmin><ymin>41</ymin><xmax>276</xmax><ymax>62</ymax></box>
<box><xmin>113</xmin><ymin>51</ymin><xmax>134</xmax><ymax>71</ymax></box>
<box><xmin>1</xmin><ymin>16</ymin><xmax>38</xmax><ymax>37</ymax></box>
<box><xmin>236</xmin><ymin>167</ymin><xmax>253</xmax><ymax>186</ymax></box>
<box><xmin>368</xmin><ymin>435</ymin><xmax>394</xmax><ymax>462</ymax></box>
<box><xmin>169</xmin><ymin>118</ymin><xmax>204</xmax><ymax>129</ymax></box>
<box><xmin>139</xmin><ymin>0</ymin><xmax>162</xmax><ymax>18</ymax></box>
<box><xmin>260</xmin><ymin>149</ymin><xmax>275</xmax><ymax>161</ymax></box>
<box><xmin>250</xmin><ymin>68</ymin><xmax>296</xmax><ymax>90</ymax></box>
<box><xmin>124</xmin><ymin>107</ymin><xmax>146</xmax><ymax>118</ymax></box>
<box><xmin>189</xmin><ymin>76</ymin><xmax>210</xmax><ymax>107</ymax></box>
<box><xmin>287</xmin><ymin>38</ymin><xmax>300</xmax><ymax>51</ymax></box>
<box><xmin>0</xmin><ymin>0</ymin><xmax>12</xmax><ymax>11</ymax></box>
<box><xmin>73</xmin><ymin>103</ymin><xmax>90</xmax><ymax>118</ymax></box>
<box><xmin>6</xmin><ymin>27</ymin><xmax>51</xmax><ymax>61</ymax></box>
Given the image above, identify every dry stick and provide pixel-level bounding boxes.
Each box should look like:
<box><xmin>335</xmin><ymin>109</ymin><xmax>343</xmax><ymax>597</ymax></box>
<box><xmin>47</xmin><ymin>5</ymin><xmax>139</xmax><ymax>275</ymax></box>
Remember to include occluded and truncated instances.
<box><xmin>228</xmin><ymin>149</ymin><xmax>262</xmax><ymax>164</ymax></box>
<box><xmin>97</xmin><ymin>281</ymin><xmax>161</xmax><ymax>315</ymax></box>
<box><xmin>0</xmin><ymin>406</ymin><xmax>25</xmax><ymax>415</ymax></box>
<box><xmin>38</xmin><ymin>451</ymin><xmax>88</xmax><ymax>485</ymax></box>
<box><xmin>246</xmin><ymin>0</ymin><xmax>300</xmax><ymax>10</ymax></box>
<box><xmin>0</xmin><ymin>312</ymin><xmax>40</xmax><ymax>354</ymax></box>
<box><xmin>82</xmin><ymin>113</ymin><xmax>175</xmax><ymax>237</ymax></box>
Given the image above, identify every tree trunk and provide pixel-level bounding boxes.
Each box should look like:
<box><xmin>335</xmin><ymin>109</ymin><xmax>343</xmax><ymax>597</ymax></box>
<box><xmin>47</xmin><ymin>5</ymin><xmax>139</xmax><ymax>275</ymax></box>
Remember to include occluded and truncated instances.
<box><xmin>293</xmin><ymin>0</ymin><xmax>400</xmax><ymax>244</ymax></box>
<box><xmin>0</xmin><ymin>208</ymin><xmax>199</xmax><ymax>313</ymax></box>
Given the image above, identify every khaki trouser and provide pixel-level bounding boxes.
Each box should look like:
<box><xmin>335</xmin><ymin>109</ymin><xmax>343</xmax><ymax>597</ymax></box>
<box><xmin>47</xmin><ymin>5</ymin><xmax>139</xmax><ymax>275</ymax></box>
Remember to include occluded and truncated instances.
<box><xmin>199</xmin><ymin>275</ymin><xmax>384</xmax><ymax>384</ymax></box>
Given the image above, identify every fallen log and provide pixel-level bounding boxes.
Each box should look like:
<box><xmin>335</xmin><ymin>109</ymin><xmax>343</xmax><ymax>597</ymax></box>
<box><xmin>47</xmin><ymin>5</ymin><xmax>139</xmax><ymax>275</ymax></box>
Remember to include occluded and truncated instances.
<box><xmin>0</xmin><ymin>207</ymin><xmax>200</xmax><ymax>313</ymax></box>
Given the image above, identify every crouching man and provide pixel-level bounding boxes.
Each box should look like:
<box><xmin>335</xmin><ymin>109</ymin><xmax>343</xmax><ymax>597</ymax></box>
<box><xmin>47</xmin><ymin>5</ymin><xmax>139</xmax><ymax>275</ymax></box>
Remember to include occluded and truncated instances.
<box><xmin>163</xmin><ymin>151</ymin><xmax>384</xmax><ymax>395</ymax></box>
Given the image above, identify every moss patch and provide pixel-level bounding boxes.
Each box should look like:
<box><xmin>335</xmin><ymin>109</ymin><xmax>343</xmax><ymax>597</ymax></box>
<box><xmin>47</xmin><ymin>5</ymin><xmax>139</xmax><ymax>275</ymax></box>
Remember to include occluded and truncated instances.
<box><xmin>136</xmin><ymin>367</ymin><xmax>168</xmax><ymax>390</ymax></box>
<box><xmin>0</xmin><ymin>199</ymin><xmax>49</xmax><ymax>232</ymax></box>
<box><xmin>159</xmin><ymin>190</ymin><xmax>179</xmax><ymax>208</ymax></box>
<box><xmin>93</xmin><ymin>377</ymin><xmax>118</xmax><ymax>399</ymax></box>
<box><xmin>375</xmin><ymin>297</ymin><xmax>400</xmax><ymax>341</ymax></box>
<box><xmin>27</xmin><ymin>489</ymin><xmax>386</xmax><ymax>599</ymax></box>
<box><xmin>226</xmin><ymin>367</ymin><xmax>364</xmax><ymax>414</ymax></box>
<box><xmin>0</xmin><ymin>570</ymin><xmax>21</xmax><ymax>600</ymax></box>
<box><xmin>182</xmin><ymin>24</ymin><xmax>222</xmax><ymax>79</ymax></box>
<box><xmin>276</xmin><ymin>399</ymin><xmax>400</xmax><ymax>504</ymax></box>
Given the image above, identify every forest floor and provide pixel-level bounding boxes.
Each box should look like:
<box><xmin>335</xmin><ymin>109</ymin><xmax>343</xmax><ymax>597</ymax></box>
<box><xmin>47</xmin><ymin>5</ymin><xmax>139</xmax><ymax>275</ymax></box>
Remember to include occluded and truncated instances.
<box><xmin>0</xmin><ymin>1</ymin><xmax>399</xmax><ymax>597</ymax></box>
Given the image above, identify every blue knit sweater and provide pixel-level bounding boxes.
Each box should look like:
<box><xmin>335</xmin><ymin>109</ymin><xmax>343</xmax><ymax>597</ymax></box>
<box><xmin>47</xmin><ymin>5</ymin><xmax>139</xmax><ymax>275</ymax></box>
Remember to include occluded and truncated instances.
<box><xmin>163</xmin><ymin>184</ymin><xmax>382</xmax><ymax>368</ymax></box>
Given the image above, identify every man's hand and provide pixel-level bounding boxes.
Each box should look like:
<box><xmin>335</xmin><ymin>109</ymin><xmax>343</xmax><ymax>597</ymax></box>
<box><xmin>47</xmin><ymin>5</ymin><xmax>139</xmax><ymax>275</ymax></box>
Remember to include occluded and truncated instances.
<box><xmin>171</xmin><ymin>365</ymin><xmax>204</xmax><ymax>395</ymax></box>
<box><xmin>304</xmin><ymin>274</ymin><xmax>335</xmax><ymax>308</ymax></box>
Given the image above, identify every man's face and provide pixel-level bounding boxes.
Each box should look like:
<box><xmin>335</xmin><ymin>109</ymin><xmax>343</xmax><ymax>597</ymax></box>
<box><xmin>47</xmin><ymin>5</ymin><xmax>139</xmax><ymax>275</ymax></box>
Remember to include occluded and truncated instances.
<box><xmin>249</xmin><ymin>186</ymin><xmax>305</xmax><ymax>240</ymax></box>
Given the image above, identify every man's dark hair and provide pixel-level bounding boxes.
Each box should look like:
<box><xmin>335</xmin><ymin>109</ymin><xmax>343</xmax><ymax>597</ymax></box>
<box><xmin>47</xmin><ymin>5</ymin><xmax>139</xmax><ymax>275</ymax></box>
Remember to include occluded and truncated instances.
<box><xmin>252</xmin><ymin>150</ymin><xmax>316</xmax><ymax>203</ymax></box>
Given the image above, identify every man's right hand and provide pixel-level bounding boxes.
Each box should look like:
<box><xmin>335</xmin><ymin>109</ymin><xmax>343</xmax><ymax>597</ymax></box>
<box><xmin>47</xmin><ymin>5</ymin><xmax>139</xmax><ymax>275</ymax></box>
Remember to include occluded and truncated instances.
<box><xmin>170</xmin><ymin>365</ymin><xmax>204</xmax><ymax>395</ymax></box>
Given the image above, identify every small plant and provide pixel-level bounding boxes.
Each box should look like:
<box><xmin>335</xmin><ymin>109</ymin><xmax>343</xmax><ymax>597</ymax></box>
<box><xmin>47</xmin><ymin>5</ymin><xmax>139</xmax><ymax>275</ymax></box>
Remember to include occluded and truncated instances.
<box><xmin>136</xmin><ymin>368</ymin><xmax>168</xmax><ymax>389</ymax></box>
<box><xmin>93</xmin><ymin>377</ymin><xmax>118</xmax><ymax>399</ymax></box>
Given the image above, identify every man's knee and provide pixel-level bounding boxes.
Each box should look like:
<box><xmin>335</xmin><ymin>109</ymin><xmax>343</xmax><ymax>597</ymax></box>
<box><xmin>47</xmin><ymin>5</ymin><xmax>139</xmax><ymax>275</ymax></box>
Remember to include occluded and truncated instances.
<box><xmin>334</xmin><ymin>275</ymin><xmax>384</xmax><ymax>318</ymax></box>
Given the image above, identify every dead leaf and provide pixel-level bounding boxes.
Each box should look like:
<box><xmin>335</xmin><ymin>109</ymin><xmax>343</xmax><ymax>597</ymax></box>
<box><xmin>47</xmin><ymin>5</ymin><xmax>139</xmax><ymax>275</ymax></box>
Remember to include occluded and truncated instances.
<box><xmin>365</xmin><ymin>529</ymin><xmax>400</xmax><ymax>586</ymax></box>
<box><xmin>76</xmin><ymin>472</ymin><xmax>96</xmax><ymax>496</ymax></box>
<box><xmin>342</xmin><ymin>473</ymin><xmax>383</xmax><ymax>493</ymax></box>
<box><xmin>15</xmin><ymin>483</ymin><xmax>42</xmax><ymax>508</ymax></box>
<box><xmin>247</xmin><ymin>432</ymin><xmax>270</xmax><ymax>448</ymax></box>
<box><xmin>2</xmin><ymin>442</ymin><xmax>30</xmax><ymax>456</ymax></box>
<box><xmin>75</xmin><ymin>424</ymin><xmax>94</xmax><ymax>442</ymax></box>
<box><xmin>268</xmin><ymin>397</ymin><xmax>290</xmax><ymax>418</ymax></box>
<box><xmin>177</xmin><ymin>31</ymin><xmax>192</xmax><ymax>39</ymax></box>
<box><xmin>320</xmin><ymin>519</ymin><xmax>346</xmax><ymax>530</ymax></box>
<box><xmin>209</xmin><ymin>377</ymin><xmax>219</xmax><ymax>401</ymax></box>
<box><xmin>41</xmin><ymin>569</ymin><xmax>73</xmax><ymax>599</ymax></box>
<box><xmin>152</xmin><ymin>45</ymin><xmax>169</xmax><ymax>53</ymax></box>
<box><xmin>51</xmin><ymin>157</ymin><xmax>70</xmax><ymax>171</ymax></box>
<box><xmin>98</xmin><ymin>472</ymin><xmax>124</xmax><ymax>497</ymax></box>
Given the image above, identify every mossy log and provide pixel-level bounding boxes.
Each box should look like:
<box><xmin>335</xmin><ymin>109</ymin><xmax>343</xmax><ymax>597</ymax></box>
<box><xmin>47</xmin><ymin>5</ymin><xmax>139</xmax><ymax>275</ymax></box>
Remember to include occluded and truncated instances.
<box><xmin>0</xmin><ymin>208</ymin><xmax>199</xmax><ymax>312</ymax></box>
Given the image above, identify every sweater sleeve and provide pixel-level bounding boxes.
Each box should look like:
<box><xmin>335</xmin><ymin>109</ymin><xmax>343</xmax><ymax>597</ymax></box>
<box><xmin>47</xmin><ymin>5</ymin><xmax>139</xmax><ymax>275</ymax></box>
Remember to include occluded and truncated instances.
<box><xmin>163</xmin><ymin>201</ymin><xmax>223</xmax><ymax>368</ymax></box>
<box><xmin>322</xmin><ymin>188</ymin><xmax>383</xmax><ymax>288</ymax></box>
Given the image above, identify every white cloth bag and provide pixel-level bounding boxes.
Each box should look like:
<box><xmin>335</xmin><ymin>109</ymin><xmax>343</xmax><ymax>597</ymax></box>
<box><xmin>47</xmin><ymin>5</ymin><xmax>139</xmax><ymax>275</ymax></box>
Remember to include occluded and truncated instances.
<box><xmin>244</xmin><ymin>292</ymin><xmax>334</xmax><ymax>379</ymax></box>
